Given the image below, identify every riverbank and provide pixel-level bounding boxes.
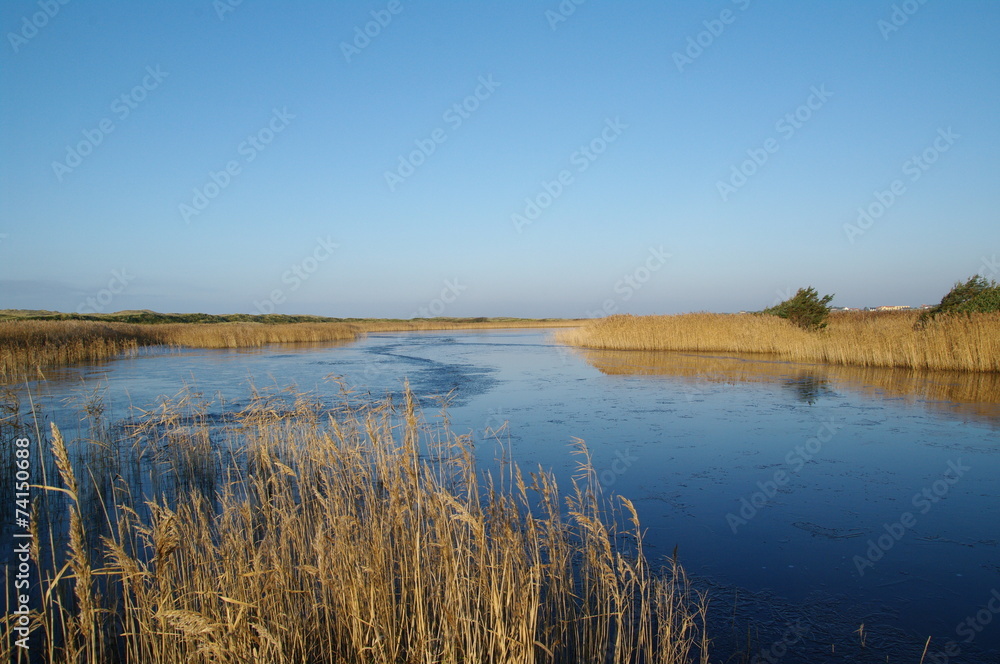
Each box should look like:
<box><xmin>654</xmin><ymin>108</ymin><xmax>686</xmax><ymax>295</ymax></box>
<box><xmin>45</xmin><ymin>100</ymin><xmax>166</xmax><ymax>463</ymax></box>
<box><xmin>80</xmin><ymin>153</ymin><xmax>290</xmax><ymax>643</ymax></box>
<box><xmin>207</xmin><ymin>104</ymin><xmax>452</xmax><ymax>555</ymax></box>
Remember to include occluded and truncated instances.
<box><xmin>0</xmin><ymin>315</ymin><xmax>581</xmax><ymax>383</ymax></box>
<box><xmin>557</xmin><ymin>310</ymin><xmax>1000</xmax><ymax>372</ymax></box>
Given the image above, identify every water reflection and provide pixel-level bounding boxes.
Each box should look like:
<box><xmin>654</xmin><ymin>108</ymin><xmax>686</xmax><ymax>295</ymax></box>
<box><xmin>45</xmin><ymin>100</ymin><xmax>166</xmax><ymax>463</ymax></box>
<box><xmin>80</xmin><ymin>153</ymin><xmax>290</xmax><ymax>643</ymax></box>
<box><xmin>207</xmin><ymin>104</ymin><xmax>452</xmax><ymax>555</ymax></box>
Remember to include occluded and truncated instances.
<box><xmin>782</xmin><ymin>374</ymin><xmax>833</xmax><ymax>405</ymax></box>
<box><xmin>578</xmin><ymin>348</ymin><xmax>1000</xmax><ymax>425</ymax></box>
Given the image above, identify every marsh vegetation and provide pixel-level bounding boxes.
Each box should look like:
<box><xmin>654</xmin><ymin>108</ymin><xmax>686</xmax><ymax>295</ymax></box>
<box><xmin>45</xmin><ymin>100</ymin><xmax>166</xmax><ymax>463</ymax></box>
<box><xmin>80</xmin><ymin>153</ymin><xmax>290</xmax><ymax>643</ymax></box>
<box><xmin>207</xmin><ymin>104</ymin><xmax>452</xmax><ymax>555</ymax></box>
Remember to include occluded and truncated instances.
<box><xmin>558</xmin><ymin>310</ymin><xmax>1000</xmax><ymax>372</ymax></box>
<box><xmin>2</xmin><ymin>385</ymin><xmax>708</xmax><ymax>664</ymax></box>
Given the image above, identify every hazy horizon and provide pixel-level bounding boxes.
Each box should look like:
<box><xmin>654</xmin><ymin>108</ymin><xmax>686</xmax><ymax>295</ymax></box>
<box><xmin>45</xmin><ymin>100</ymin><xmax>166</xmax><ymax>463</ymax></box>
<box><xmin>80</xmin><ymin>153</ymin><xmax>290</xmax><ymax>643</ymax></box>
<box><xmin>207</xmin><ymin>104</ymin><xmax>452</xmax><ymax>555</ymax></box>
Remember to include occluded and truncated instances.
<box><xmin>2</xmin><ymin>2</ymin><xmax>998</xmax><ymax>317</ymax></box>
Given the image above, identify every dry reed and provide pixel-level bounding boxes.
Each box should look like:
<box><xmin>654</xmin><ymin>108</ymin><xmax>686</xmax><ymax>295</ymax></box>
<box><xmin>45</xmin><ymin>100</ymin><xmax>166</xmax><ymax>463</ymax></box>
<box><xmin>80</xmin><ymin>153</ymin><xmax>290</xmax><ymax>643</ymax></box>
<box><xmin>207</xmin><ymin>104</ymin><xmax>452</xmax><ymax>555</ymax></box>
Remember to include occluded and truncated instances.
<box><xmin>0</xmin><ymin>320</ymin><xmax>146</xmax><ymax>382</ymax></box>
<box><xmin>558</xmin><ymin>311</ymin><xmax>1000</xmax><ymax>372</ymax></box>
<box><xmin>6</xmin><ymin>387</ymin><xmax>709</xmax><ymax>664</ymax></box>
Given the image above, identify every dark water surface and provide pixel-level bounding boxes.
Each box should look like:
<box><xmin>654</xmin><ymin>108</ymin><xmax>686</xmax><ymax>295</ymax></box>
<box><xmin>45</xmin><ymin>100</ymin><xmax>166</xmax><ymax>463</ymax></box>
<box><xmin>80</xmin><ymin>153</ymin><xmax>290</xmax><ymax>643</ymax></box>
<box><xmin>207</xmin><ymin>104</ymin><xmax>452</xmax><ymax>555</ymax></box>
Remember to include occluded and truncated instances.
<box><xmin>9</xmin><ymin>329</ymin><xmax>1000</xmax><ymax>661</ymax></box>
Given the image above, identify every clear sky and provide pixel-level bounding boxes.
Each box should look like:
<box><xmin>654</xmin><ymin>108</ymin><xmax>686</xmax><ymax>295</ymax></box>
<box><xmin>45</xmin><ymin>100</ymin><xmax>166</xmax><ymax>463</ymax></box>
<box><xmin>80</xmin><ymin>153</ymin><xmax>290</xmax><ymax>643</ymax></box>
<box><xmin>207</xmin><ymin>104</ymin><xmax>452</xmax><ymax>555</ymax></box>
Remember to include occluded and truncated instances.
<box><xmin>2</xmin><ymin>1</ymin><xmax>998</xmax><ymax>317</ymax></box>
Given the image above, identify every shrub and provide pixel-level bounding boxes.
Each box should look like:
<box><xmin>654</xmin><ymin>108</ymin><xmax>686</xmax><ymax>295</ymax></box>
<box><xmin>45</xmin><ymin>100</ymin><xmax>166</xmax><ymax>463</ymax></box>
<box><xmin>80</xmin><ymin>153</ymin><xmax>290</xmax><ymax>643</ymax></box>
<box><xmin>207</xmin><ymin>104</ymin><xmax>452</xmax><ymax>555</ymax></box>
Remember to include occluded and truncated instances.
<box><xmin>919</xmin><ymin>275</ymin><xmax>1000</xmax><ymax>324</ymax></box>
<box><xmin>761</xmin><ymin>287</ymin><xmax>834</xmax><ymax>330</ymax></box>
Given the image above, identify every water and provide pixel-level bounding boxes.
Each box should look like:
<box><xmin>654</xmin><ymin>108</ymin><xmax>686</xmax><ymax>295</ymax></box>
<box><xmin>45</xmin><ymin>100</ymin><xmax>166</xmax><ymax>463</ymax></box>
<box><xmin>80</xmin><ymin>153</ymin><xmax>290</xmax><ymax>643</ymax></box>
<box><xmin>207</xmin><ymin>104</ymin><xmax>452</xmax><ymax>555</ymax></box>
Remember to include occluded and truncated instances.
<box><xmin>7</xmin><ymin>329</ymin><xmax>1000</xmax><ymax>661</ymax></box>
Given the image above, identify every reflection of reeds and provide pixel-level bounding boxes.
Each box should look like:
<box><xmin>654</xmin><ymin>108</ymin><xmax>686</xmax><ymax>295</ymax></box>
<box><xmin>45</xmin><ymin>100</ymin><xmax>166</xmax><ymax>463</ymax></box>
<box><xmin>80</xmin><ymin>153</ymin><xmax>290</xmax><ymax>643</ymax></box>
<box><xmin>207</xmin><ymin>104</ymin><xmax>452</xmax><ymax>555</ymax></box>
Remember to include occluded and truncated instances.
<box><xmin>0</xmin><ymin>319</ymin><xmax>581</xmax><ymax>383</ymax></box>
<box><xmin>558</xmin><ymin>311</ymin><xmax>1000</xmax><ymax>372</ymax></box>
<box><xmin>11</xmin><ymin>387</ymin><xmax>709</xmax><ymax>664</ymax></box>
<box><xmin>579</xmin><ymin>347</ymin><xmax>1000</xmax><ymax>423</ymax></box>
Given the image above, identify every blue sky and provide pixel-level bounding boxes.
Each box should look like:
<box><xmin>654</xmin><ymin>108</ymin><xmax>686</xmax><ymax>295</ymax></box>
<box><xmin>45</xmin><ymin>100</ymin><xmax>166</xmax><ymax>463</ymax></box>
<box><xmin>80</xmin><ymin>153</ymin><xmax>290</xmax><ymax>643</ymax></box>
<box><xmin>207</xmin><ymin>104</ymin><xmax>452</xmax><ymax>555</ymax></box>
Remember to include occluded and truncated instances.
<box><xmin>2</xmin><ymin>1</ymin><xmax>998</xmax><ymax>317</ymax></box>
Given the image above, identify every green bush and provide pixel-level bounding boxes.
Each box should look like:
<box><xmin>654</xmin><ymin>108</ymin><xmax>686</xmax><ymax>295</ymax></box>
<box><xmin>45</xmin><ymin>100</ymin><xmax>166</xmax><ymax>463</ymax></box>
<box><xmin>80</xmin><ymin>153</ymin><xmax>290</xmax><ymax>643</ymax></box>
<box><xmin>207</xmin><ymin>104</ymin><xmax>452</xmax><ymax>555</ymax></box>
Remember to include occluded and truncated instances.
<box><xmin>761</xmin><ymin>286</ymin><xmax>834</xmax><ymax>330</ymax></box>
<box><xmin>918</xmin><ymin>275</ymin><xmax>1000</xmax><ymax>325</ymax></box>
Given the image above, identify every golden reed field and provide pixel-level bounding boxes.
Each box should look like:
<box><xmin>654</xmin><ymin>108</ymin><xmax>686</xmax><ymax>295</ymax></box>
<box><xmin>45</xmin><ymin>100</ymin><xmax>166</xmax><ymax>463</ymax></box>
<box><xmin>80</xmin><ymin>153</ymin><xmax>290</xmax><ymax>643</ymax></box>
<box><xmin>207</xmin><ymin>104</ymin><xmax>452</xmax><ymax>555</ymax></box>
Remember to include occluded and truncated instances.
<box><xmin>2</xmin><ymin>388</ymin><xmax>708</xmax><ymax>664</ymax></box>
<box><xmin>0</xmin><ymin>319</ymin><xmax>579</xmax><ymax>383</ymax></box>
<box><xmin>557</xmin><ymin>310</ymin><xmax>1000</xmax><ymax>373</ymax></box>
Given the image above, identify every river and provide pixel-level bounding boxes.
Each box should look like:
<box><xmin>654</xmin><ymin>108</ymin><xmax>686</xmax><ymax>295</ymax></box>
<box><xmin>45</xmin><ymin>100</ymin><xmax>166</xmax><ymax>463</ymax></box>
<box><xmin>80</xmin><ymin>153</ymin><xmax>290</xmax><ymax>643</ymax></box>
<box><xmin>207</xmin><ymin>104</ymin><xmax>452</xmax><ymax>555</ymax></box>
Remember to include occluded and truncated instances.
<box><xmin>7</xmin><ymin>329</ymin><xmax>1000</xmax><ymax>661</ymax></box>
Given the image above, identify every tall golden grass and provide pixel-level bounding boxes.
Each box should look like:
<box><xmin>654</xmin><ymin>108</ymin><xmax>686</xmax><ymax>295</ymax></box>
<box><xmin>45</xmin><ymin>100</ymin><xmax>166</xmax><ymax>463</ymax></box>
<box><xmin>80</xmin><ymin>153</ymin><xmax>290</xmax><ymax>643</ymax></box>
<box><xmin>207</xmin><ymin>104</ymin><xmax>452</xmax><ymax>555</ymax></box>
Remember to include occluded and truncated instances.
<box><xmin>3</xmin><ymin>388</ymin><xmax>709</xmax><ymax>664</ymax></box>
<box><xmin>0</xmin><ymin>321</ymin><xmax>360</xmax><ymax>383</ymax></box>
<box><xmin>154</xmin><ymin>321</ymin><xmax>360</xmax><ymax>348</ymax></box>
<box><xmin>0</xmin><ymin>319</ymin><xmax>579</xmax><ymax>383</ymax></box>
<box><xmin>0</xmin><ymin>320</ymin><xmax>144</xmax><ymax>381</ymax></box>
<box><xmin>558</xmin><ymin>311</ymin><xmax>1000</xmax><ymax>372</ymax></box>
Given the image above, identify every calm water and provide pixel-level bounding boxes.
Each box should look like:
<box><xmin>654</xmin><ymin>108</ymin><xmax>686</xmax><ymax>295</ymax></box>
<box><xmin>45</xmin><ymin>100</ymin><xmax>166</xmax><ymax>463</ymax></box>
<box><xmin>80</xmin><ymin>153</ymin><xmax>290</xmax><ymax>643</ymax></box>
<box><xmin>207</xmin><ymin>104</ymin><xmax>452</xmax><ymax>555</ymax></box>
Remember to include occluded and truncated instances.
<box><xmin>9</xmin><ymin>329</ymin><xmax>1000</xmax><ymax>661</ymax></box>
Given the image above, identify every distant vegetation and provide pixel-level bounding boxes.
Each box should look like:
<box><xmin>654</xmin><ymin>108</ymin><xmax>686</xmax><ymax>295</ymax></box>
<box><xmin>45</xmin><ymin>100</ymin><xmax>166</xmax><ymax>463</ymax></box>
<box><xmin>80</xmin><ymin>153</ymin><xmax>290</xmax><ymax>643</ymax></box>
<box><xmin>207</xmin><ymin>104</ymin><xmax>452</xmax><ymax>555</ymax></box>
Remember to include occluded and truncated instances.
<box><xmin>0</xmin><ymin>313</ymin><xmax>580</xmax><ymax>382</ymax></box>
<box><xmin>0</xmin><ymin>309</ymin><xmax>341</xmax><ymax>324</ymax></box>
<box><xmin>558</xmin><ymin>309</ymin><xmax>999</xmax><ymax>372</ymax></box>
<box><xmin>0</xmin><ymin>309</ymin><xmax>575</xmax><ymax>326</ymax></box>
<box><xmin>561</xmin><ymin>276</ymin><xmax>1000</xmax><ymax>372</ymax></box>
<box><xmin>760</xmin><ymin>286</ymin><xmax>834</xmax><ymax>330</ymax></box>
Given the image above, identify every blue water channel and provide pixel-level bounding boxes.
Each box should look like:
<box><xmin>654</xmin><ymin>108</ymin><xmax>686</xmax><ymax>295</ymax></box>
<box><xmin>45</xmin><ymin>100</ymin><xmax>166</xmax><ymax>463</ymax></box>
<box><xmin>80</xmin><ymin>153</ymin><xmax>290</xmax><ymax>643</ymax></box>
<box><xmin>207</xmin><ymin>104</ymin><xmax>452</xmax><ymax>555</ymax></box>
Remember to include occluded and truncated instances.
<box><xmin>7</xmin><ymin>329</ymin><xmax>1000</xmax><ymax>662</ymax></box>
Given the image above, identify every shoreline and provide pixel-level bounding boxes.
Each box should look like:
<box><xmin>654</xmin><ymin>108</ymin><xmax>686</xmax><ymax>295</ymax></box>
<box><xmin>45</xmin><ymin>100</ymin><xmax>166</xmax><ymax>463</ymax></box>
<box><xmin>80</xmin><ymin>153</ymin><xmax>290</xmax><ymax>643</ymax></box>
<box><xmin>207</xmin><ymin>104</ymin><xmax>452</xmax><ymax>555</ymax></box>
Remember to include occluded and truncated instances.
<box><xmin>556</xmin><ymin>310</ymin><xmax>1000</xmax><ymax>373</ymax></box>
<box><xmin>0</xmin><ymin>317</ymin><xmax>583</xmax><ymax>382</ymax></box>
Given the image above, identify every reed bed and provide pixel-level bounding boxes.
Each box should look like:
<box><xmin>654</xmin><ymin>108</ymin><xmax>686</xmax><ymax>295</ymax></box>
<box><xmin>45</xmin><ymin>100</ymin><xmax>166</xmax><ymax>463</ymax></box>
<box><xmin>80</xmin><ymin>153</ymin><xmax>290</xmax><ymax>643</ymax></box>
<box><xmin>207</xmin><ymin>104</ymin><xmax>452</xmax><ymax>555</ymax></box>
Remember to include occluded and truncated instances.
<box><xmin>0</xmin><ymin>319</ymin><xmax>580</xmax><ymax>383</ymax></box>
<box><xmin>558</xmin><ymin>311</ymin><xmax>1000</xmax><ymax>372</ymax></box>
<box><xmin>0</xmin><ymin>320</ymin><xmax>146</xmax><ymax>382</ymax></box>
<box><xmin>152</xmin><ymin>321</ymin><xmax>359</xmax><ymax>348</ymax></box>
<box><xmin>3</xmin><ymin>387</ymin><xmax>709</xmax><ymax>664</ymax></box>
<box><xmin>0</xmin><ymin>320</ymin><xmax>362</xmax><ymax>382</ymax></box>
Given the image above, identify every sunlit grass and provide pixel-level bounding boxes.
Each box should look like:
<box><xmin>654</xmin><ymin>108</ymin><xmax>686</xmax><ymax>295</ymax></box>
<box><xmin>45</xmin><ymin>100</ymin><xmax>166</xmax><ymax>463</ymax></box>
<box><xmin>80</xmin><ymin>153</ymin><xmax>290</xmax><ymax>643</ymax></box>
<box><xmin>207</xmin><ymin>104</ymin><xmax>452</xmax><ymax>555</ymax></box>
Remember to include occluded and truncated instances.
<box><xmin>2</xmin><ymin>386</ymin><xmax>708</xmax><ymax>664</ymax></box>
<box><xmin>557</xmin><ymin>311</ymin><xmax>1000</xmax><ymax>372</ymax></box>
